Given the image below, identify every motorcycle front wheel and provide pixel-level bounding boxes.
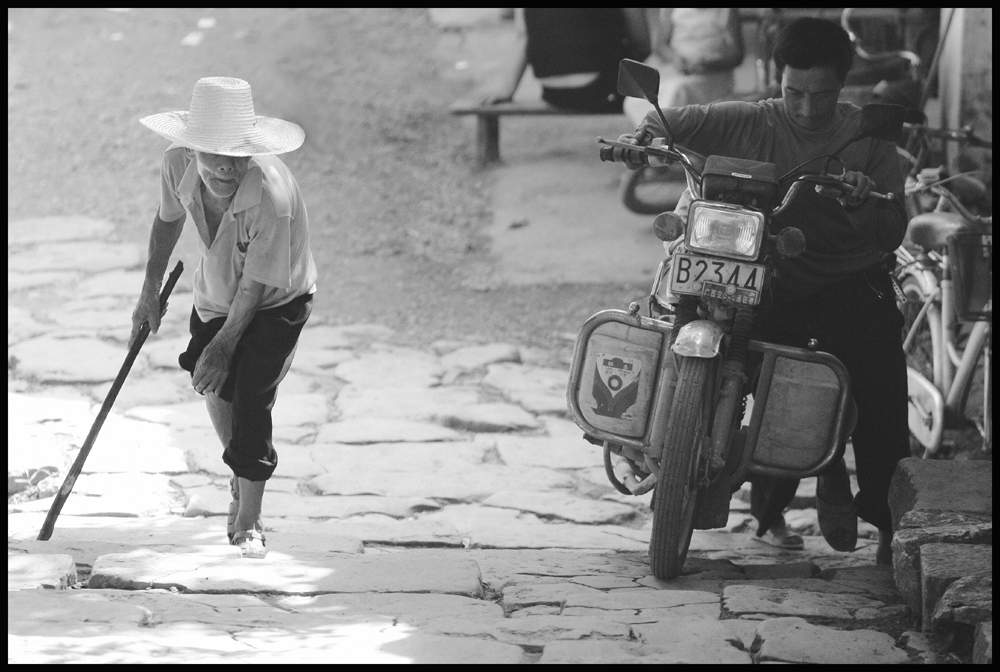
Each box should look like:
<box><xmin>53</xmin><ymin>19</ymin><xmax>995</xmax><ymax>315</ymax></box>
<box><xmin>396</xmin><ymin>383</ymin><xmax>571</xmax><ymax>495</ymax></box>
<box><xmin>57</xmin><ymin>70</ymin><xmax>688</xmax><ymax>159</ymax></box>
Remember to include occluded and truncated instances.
<box><xmin>649</xmin><ymin>355</ymin><xmax>712</xmax><ymax>580</ymax></box>
<box><xmin>620</xmin><ymin>164</ymin><xmax>688</xmax><ymax>215</ymax></box>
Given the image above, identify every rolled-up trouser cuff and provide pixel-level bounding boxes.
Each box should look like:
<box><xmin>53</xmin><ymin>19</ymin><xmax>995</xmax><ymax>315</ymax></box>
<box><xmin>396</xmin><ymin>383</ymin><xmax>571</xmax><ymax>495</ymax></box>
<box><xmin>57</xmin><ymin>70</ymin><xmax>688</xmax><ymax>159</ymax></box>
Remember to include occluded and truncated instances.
<box><xmin>223</xmin><ymin>443</ymin><xmax>277</xmax><ymax>481</ymax></box>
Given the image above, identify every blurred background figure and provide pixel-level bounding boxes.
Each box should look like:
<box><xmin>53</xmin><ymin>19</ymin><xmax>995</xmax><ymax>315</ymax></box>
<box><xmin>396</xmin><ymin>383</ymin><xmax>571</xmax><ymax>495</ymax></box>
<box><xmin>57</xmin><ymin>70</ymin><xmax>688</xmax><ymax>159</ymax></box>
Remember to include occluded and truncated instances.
<box><xmin>624</xmin><ymin>8</ymin><xmax>744</xmax><ymax>126</ymax></box>
<box><xmin>477</xmin><ymin>8</ymin><xmax>650</xmax><ymax>113</ymax></box>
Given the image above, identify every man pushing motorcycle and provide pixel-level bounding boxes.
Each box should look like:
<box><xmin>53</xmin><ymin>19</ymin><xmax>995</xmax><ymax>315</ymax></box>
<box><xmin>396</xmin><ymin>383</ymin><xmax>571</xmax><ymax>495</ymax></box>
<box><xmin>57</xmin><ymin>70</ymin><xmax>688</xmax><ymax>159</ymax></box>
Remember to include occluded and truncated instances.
<box><xmin>131</xmin><ymin>77</ymin><xmax>317</xmax><ymax>559</ymax></box>
<box><xmin>620</xmin><ymin>17</ymin><xmax>908</xmax><ymax>564</ymax></box>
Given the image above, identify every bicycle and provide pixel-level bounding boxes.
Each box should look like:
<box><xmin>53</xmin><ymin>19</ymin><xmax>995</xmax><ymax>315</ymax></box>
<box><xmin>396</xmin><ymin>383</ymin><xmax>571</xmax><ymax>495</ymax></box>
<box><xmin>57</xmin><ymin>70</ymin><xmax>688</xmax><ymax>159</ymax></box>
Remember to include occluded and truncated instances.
<box><xmin>894</xmin><ymin>124</ymin><xmax>992</xmax><ymax>459</ymax></box>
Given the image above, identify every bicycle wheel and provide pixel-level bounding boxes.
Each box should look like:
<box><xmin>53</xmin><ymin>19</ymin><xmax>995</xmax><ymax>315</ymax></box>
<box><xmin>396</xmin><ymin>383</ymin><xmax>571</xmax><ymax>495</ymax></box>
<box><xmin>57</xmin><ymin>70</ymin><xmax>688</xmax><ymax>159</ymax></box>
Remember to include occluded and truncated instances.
<box><xmin>899</xmin><ymin>275</ymin><xmax>936</xmax><ymax>383</ymax></box>
<box><xmin>621</xmin><ymin>164</ymin><xmax>688</xmax><ymax>215</ymax></box>
<box><xmin>954</xmin><ymin>322</ymin><xmax>990</xmax><ymax>458</ymax></box>
<box><xmin>649</xmin><ymin>356</ymin><xmax>712</xmax><ymax>580</ymax></box>
<box><xmin>899</xmin><ymin>274</ymin><xmax>940</xmax><ymax>457</ymax></box>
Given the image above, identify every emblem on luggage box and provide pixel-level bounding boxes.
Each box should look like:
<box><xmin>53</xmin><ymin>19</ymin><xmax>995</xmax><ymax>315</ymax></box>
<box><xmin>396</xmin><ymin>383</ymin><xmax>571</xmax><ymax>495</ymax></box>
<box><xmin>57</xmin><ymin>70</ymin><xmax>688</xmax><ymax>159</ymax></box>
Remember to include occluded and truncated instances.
<box><xmin>592</xmin><ymin>353</ymin><xmax>641</xmax><ymax>419</ymax></box>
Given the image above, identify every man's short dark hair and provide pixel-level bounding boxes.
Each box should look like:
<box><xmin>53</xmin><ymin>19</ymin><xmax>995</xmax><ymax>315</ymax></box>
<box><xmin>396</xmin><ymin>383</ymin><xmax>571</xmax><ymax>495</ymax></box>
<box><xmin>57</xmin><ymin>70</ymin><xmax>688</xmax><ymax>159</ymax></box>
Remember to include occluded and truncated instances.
<box><xmin>772</xmin><ymin>17</ymin><xmax>854</xmax><ymax>83</ymax></box>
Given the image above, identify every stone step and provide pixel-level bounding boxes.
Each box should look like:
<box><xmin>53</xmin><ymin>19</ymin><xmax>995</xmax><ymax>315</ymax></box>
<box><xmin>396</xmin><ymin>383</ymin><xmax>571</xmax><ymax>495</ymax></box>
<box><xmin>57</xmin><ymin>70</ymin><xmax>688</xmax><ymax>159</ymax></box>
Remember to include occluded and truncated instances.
<box><xmin>886</xmin><ymin>457</ymin><xmax>993</xmax><ymax>663</ymax></box>
<box><xmin>888</xmin><ymin>458</ymin><xmax>992</xmax><ymax>531</ymax></box>
<box><xmin>921</xmin><ymin>544</ymin><xmax>992</xmax><ymax>647</ymax></box>
<box><xmin>975</xmin><ymin>621</ymin><xmax>993</xmax><ymax>665</ymax></box>
<box><xmin>891</xmin><ymin>512</ymin><xmax>992</xmax><ymax>622</ymax></box>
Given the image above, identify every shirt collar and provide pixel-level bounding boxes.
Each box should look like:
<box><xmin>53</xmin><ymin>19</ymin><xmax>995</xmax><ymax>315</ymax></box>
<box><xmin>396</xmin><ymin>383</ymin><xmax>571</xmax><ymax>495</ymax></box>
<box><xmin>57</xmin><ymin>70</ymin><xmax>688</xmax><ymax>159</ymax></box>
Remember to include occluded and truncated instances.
<box><xmin>232</xmin><ymin>162</ymin><xmax>262</xmax><ymax>213</ymax></box>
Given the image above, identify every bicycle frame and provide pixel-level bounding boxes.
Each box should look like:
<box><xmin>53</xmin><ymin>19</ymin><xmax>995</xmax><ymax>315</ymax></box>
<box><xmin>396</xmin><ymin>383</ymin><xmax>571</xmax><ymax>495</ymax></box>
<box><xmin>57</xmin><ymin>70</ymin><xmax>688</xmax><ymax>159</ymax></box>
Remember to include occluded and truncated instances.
<box><xmin>895</xmin><ymin>115</ymin><xmax>992</xmax><ymax>457</ymax></box>
<box><xmin>897</xmin><ymin>245</ymin><xmax>992</xmax><ymax>455</ymax></box>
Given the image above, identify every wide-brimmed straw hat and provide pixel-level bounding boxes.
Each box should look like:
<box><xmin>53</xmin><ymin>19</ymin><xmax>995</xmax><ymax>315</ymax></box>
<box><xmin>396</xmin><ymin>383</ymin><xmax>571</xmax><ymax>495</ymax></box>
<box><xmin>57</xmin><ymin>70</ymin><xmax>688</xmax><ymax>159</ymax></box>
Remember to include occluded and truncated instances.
<box><xmin>140</xmin><ymin>77</ymin><xmax>304</xmax><ymax>156</ymax></box>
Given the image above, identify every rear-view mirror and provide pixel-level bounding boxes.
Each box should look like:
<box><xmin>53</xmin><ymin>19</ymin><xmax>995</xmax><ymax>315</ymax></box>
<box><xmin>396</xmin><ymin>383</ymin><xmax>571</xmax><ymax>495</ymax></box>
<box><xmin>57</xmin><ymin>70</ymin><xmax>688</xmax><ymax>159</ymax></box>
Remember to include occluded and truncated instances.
<box><xmin>617</xmin><ymin>59</ymin><xmax>660</xmax><ymax>103</ymax></box>
<box><xmin>858</xmin><ymin>103</ymin><xmax>923</xmax><ymax>141</ymax></box>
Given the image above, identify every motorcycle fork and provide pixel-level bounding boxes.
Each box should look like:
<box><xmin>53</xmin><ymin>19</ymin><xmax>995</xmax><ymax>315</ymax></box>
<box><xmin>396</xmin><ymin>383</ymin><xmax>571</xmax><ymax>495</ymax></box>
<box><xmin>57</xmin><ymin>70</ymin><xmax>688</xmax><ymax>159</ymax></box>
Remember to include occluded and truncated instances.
<box><xmin>693</xmin><ymin>307</ymin><xmax>753</xmax><ymax>529</ymax></box>
<box><xmin>707</xmin><ymin>307</ymin><xmax>753</xmax><ymax>476</ymax></box>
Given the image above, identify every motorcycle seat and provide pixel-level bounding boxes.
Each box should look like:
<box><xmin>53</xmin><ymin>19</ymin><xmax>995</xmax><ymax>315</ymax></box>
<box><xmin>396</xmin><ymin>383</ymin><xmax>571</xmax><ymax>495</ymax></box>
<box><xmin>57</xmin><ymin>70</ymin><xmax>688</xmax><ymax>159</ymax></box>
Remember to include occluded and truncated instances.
<box><xmin>946</xmin><ymin>174</ymin><xmax>989</xmax><ymax>204</ymax></box>
<box><xmin>905</xmin><ymin>211</ymin><xmax>984</xmax><ymax>250</ymax></box>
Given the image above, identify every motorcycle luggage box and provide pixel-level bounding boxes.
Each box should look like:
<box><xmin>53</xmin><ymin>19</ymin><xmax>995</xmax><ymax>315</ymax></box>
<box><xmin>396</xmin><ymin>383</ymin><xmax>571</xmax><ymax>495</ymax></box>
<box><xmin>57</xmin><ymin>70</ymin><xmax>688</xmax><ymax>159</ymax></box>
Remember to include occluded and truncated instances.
<box><xmin>566</xmin><ymin>310</ymin><xmax>675</xmax><ymax>451</ymax></box>
<box><xmin>744</xmin><ymin>341</ymin><xmax>854</xmax><ymax>479</ymax></box>
<box><xmin>702</xmin><ymin>156</ymin><xmax>779</xmax><ymax>210</ymax></box>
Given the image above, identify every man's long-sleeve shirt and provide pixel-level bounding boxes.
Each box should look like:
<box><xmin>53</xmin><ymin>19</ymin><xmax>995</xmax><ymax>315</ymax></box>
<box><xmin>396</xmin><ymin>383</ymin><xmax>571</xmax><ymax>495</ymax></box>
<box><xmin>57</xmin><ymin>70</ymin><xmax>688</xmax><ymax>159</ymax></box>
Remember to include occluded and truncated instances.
<box><xmin>641</xmin><ymin>98</ymin><xmax>907</xmax><ymax>301</ymax></box>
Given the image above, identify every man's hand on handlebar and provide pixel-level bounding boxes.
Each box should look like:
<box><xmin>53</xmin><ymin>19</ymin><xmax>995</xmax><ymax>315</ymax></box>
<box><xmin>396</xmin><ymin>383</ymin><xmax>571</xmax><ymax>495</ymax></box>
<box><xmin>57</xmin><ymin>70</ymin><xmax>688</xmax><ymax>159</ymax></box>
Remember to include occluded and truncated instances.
<box><xmin>818</xmin><ymin>170</ymin><xmax>878</xmax><ymax>208</ymax></box>
<box><xmin>617</xmin><ymin>123</ymin><xmax>654</xmax><ymax>170</ymax></box>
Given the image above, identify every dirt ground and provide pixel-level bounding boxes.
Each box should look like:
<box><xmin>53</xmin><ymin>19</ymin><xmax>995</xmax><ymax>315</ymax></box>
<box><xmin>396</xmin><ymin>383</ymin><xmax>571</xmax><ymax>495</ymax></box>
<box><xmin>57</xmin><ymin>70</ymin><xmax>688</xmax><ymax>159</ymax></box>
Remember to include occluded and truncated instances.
<box><xmin>7</xmin><ymin>8</ymin><xmax>645</xmax><ymax>359</ymax></box>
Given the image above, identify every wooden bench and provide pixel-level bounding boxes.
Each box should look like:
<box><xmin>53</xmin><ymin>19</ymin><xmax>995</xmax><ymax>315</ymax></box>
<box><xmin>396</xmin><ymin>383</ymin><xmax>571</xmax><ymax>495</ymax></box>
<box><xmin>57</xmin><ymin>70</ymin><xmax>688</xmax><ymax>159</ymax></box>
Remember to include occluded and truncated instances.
<box><xmin>450</xmin><ymin>99</ymin><xmax>621</xmax><ymax>167</ymax></box>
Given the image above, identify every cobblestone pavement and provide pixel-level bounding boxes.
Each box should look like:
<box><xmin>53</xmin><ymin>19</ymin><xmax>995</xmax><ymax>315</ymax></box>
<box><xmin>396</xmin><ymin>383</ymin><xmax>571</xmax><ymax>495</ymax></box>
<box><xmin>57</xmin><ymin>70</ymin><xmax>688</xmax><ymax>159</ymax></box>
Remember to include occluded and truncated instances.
<box><xmin>7</xmin><ymin>216</ymin><xmax>938</xmax><ymax>664</ymax></box>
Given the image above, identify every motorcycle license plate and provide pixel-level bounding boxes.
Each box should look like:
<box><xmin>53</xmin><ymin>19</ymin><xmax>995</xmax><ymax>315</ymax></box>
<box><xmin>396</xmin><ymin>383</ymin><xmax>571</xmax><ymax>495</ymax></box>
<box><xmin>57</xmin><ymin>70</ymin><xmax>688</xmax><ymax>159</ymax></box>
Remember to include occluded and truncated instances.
<box><xmin>669</xmin><ymin>253</ymin><xmax>764</xmax><ymax>306</ymax></box>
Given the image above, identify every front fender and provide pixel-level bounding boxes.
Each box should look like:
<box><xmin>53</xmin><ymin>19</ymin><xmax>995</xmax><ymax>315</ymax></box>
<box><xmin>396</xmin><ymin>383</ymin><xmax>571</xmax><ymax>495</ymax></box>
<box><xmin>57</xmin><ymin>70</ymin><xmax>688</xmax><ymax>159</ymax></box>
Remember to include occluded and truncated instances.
<box><xmin>897</xmin><ymin>265</ymin><xmax>938</xmax><ymax>300</ymax></box>
<box><xmin>671</xmin><ymin>320</ymin><xmax>725</xmax><ymax>358</ymax></box>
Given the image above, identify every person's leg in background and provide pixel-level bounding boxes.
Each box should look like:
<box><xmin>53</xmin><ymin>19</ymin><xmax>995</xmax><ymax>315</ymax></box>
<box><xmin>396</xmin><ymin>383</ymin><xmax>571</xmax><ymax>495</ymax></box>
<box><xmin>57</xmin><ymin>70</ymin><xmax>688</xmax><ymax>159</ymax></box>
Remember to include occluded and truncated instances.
<box><xmin>837</xmin><ymin>270</ymin><xmax>910</xmax><ymax>564</ymax></box>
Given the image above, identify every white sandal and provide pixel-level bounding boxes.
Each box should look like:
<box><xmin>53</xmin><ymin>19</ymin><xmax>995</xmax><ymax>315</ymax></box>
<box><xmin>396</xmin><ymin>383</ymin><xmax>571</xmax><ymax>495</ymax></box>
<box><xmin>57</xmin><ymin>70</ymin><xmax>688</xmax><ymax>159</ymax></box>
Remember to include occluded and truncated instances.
<box><xmin>753</xmin><ymin>525</ymin><xmax>805</xmax><ymax>550</ymax></box>
<box><xmin>232</xmin><ymin>529</ymin><xmax>268</xmax><ymax>559</ymax></box>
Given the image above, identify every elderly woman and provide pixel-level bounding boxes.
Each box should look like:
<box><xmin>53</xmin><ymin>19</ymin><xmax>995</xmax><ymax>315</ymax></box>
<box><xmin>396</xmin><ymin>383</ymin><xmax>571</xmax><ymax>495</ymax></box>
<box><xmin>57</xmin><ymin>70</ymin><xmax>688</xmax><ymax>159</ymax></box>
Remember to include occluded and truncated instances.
<box><xmin>132</xmin><ymin>77</ymin><xmax>317</xmax><ymax>558</ymax></box>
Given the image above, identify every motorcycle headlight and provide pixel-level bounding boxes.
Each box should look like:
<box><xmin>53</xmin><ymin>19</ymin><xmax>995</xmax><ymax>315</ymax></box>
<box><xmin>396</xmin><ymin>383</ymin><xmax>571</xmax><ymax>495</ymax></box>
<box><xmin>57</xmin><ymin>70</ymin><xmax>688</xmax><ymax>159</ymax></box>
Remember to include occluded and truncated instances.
<box><xmin>685</xmin><ymin>201</ymin><xmax>766</xmax><ymax>261</ymax></box>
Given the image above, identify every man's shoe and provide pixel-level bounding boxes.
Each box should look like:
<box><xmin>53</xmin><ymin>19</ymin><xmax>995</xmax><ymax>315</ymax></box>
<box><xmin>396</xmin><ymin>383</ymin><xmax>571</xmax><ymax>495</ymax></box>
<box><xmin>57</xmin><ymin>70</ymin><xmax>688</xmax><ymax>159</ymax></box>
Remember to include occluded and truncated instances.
<box><xmin>817</xmin><ymin>458</ymin><xmax>857</xmax><ymax>552</ymax></box>
<box><xmin>752</xmin><ymin>521</ymin><xmax>805</xmax><ymax>550</ymax></box>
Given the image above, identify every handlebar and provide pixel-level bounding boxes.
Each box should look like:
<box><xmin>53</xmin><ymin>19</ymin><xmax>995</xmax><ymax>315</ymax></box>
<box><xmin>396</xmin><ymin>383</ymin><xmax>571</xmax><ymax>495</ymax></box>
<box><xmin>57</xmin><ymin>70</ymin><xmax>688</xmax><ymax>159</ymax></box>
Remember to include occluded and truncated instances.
<box><xmin>841</xmin><ymin>8</ymin><xmax>922</xmax><ymax>72</ymax></box>
<box><xmin>805</xmin><ymin>173</ymin><xmax>894</xmax><ymax>201</ymax></box>
<box><xmin>904</xmin><ymin>123</ymin><xmax>993</xmax><ymax>150</ymax></box>
<box><xmin>599</xmin><ymin>138</ymin><xmax>894</xmax><ymax>216</ymax></box>
<box><xmin>597</xmin><ymin>137</ymin><xmax>702</xmax><ymax>190</ymax></box>
<box><xmin>921</xmin><ymin>184</ymin><xmax>993</xmax><ymax>229</ymax></box>
<box><xmin>599</xmin><ymin>145</ymin><xmax>649</xmax><ymax>167</ymax></box>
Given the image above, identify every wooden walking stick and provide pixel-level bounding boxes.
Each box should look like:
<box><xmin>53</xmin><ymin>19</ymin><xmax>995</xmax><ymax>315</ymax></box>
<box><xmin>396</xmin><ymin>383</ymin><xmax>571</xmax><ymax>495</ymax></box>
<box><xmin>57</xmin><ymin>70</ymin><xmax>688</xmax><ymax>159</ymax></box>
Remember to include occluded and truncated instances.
<box><xmin>36</xmin><ymin>260</ymin><xmax>184</xmax><ymax>541</ymax></box>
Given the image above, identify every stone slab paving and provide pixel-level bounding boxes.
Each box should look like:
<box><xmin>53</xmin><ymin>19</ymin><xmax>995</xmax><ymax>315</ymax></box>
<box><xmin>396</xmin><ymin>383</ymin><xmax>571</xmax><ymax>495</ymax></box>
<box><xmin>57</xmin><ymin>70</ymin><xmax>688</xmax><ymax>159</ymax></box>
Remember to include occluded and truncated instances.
<box><xmin>88</xmin><ymin>548</ymin><xmax>484</xmax><ymax>597</ymax></box>
<box><xmin>632</xmin><ymin>617</ymin><xmax>759</xmax><ymax>662</ymax></box>
<box><xmin>7</xmin><ymin>241</ymin><xmax>144</xmax><ymax>273</ymax></box>
<box><xmin>307</xmin><ymin>458</ymin><xmax>575</xmax><ymax>500</ymax></box>
<box><xmin>723</xmin><ymin>584</ymin><xmax>892</xmax><ymax>620</ymax></box>
<box><xmin>9</xmin><ymin>215</ymin><xmax>925</xmax><ymax>663</ymax></box>
<box><xmin>11</xmin><ymin>473</ymin><xmax>181</xmax><ymax>517</ymax></box>
<box><xmin>8</xmin><ymin>552</ymin><xmax>77</xmax><ymax>589</ymax></box>
<box><xmin>439</xmin><ymin>402</ymin><xmax>541</xmax><ymax>432</ymax></box>
<box><xmin>9</xmin><ymin>335</ymin><xmax>149</xmax><ymax>383</ymax></box>
<box><xmin>8</xmin><ymin>215</ymin><xmax>115</xmax><ymax>245</ymax></box>
<box><xmin>481</xmin><ymin>362</ymin><xmax>570</xmax><ymax>415</ymax></box>
<box><xmin>8</xmin><ymin>589</ymin><xmax>525</xmax><ymax>664</ymax></box>
<box><xmin>754</xmin><ymin>617</ymin><xmax>911</xmax><ymax>664</ymax></box>
<box><xmin>313</xmin><ymin>418</ymin><xmax>463</xmax><ymax>444</ymax></box>
<box><xmin>183</xmin><ymin>487</ymin><xmax>442</xmax><ymax>521</ymax></box>
<box><xmin>334</xmin><ymin>384</ymin><xmax>481</xmax><ymax>421</ymax></box>
<box><xmin>481</xmin><ymin>490</ymin><xmax>637</xmax><ymax>525</ymax></box>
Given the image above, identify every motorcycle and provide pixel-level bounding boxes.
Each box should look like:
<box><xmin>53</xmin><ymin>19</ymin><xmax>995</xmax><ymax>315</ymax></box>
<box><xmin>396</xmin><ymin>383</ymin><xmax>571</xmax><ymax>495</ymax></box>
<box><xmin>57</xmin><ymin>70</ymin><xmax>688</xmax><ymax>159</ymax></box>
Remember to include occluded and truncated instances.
<box><xmin>566</xmin><ymin>59</ymin><xmax>914</xmax><ymax>580</ymax></box>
